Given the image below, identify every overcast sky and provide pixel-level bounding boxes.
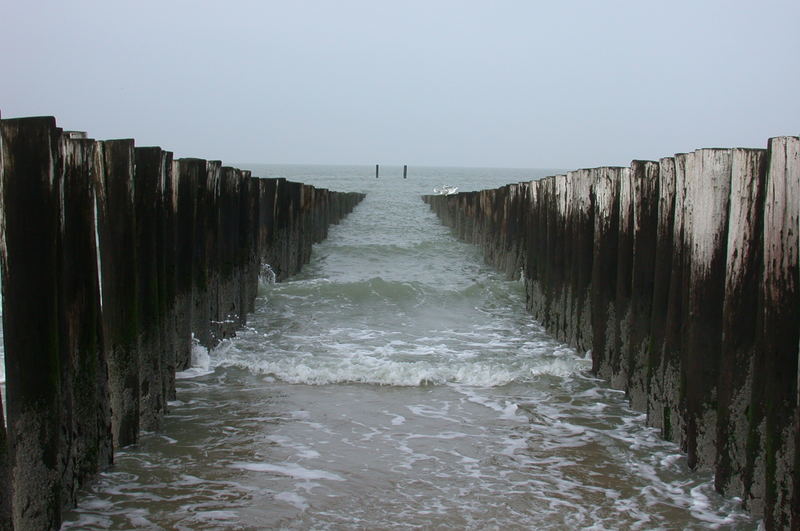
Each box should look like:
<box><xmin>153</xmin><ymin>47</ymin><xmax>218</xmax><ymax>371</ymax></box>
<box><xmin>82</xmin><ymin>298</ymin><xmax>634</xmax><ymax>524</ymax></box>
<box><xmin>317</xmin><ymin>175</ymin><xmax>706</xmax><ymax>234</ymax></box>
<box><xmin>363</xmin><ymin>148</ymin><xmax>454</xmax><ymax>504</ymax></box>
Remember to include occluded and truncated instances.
<box><xmin>1</xmin><ymin>1</ymin><xmax>798</xmax><ymax>169</ymax></box>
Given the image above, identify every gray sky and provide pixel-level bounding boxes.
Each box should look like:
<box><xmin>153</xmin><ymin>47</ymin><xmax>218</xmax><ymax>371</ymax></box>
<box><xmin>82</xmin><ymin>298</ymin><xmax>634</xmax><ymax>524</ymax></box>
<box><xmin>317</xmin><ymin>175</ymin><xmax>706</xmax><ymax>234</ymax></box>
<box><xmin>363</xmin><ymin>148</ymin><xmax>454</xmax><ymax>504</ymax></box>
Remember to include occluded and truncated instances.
<box><xmin>1</xmin><ymin>1</ymin><xmax>798</xmax><ymax>169</ymax></box>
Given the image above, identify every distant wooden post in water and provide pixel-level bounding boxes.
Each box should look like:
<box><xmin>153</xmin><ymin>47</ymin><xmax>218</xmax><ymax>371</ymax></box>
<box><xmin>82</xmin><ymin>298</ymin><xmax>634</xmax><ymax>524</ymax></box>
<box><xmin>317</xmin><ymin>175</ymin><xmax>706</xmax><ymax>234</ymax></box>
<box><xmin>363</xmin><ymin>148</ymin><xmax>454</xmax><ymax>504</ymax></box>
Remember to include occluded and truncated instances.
<box><xmin>403</xmin><ymin>165</ymin><xmax>407</xmax><ymax>179</ymax></box>
<box><xmin>375</xmin><ymin>164</ymin><xmax>379</xmax><ymax>179</ymax></box>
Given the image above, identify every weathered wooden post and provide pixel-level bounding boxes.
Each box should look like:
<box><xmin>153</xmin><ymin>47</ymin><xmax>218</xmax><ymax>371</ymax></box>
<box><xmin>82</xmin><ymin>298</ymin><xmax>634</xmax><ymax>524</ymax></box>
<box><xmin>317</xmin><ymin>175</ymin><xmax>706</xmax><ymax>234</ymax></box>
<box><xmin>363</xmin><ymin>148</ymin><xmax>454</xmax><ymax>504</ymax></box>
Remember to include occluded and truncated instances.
<box><xmin>657</xmin><ymin>153</ymin><xmax>689</xmax><ymax>445</ymax></box>
<box><xmin>160</xmin><ymin>152</ymin><xmax>178</xmax><ymax>400</ymax></box>
<box><xmin>0</xmin><ymin>116</ymin><xmax>64</xmax><ymax>529</ymax></box>
<box><xmin>403</xmin><ymin>165</ymin><xmax>407</xmax><ymax>179</ymax></box>
<box><xmin>204</xmin><ymin>161</ymin><xmax>221</xmax><ymax>346</ymax></box>
<box><xmin>217</xmin><ymin>166</ymin><xmax>241</xmax><ymax>339</ymax></box>
<box><xmin>523</xmin><ymin>180</ymin><xmax>542</xmax><ymax>318</ymax></box>
<box><xmin>506</xmin><ymin>183</ymin><xmax>528</xmax><ymax>280</ymax></box>
<box><xmin>611</xmin><ymin>165</ymin><xmax>634</xmax><ymax>390</ymax></box>
<box><xmin>259</xmin><ymin>178</ymin><xmax>278</xmax><ymax>275</ymax></box>
<box><xmin>715</xmin><ymin>148</ymin><xmax>766</xmax><ymax>502</ymax></box>
<box><xmin>754</xmin><ymin>136</ymin><xmax>799</xmax><ymax>529</ymax></box>
<box><xmin>175</xmin><ymin>158</ymin><xmax>199</xmax><ymax>370</ymax></box>
<box><xmin>590</xmin><ymin>167</ymin><xmax>622</xmax><ymax>378</ymax></box>
<box><xmin>0</xmin><ymin>110</ymin><xmax>11</xmax><ymax>531</ymax></box>
<box><xmin>375</xmin><ymin>164</ymin><xmax>379</xmax><ymax>179</ymax></box>
<box><xmin>551</xmin><ymin>176</ymin><xmax>568</xmax><ymax>341</ymax></box>
<box><xmin>564</xmin><ymin>170</ymin><xmax>594</xmax><ymax>352</ymax></box>
<box><xmin>59</xmin><ymin>136</ymin><xmax>113</xmax><ymax>508</ymax></box>
<box><xmin>525</xmin><ymin>179</ymin><xmax>546</xmax><ymax>321</ymax></box>
<box><xmin>275</xmin><ymin>178</ymin><xmax>290</xmax><ymax>279</ymax></box>
<box><xmin>186</xmin><ymin>159</ymin><xmax>212</xmax><ymax>347</ymax></box>
<box><xmin>241</xmin><ymin>174</ymin><xmax>260</xmax><ymax>316</ymax></box>
<box><xmin>683</xmin><ymin>149</ymin><xmax>732</xmax><ymax>471</ymax></box>
<box><xmin>540</xmin><ymin>177</ymin><xmax>558</xmax><ymax>332</ymax></box>
<box><xmin>626</xmin><ymin>160</ymin><xmax>660</xmax><ymax>411</ymax></box>
<box><xmin>284</xmin><ymin>181</ymin><xmax>303</xmax><ymax>277</ymax></box>
<box><xmin>96</xmin><ymin>139</ymin><xmax>140</xmax><ymax>448</ymax></box>
<box><xmin>134</xmin><ymin>147</ymin><xmax>167</xmax><ymax>431</ymax></box>
<box><xmin>646</xmin><ymin>156</ymin><xmax>677</xmax><ymax>431</ymax></box>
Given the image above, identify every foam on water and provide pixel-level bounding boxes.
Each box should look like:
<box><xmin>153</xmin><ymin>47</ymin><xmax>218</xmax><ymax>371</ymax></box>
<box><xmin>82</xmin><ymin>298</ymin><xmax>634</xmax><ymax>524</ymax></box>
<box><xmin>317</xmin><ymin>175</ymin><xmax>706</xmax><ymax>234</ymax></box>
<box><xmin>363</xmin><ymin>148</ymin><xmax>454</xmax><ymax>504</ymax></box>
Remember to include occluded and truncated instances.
<box><xmin>214</xmin><ymin>335</ymin><xmax>590</xmax><ymax>387</ymax></box>
<box><xmin>230</xmin><ymin>462</ymin><xmax>345</xmax><ymax>482</ymax></box>
<box><xmin>175</xmin><ymin>341</ymin><xmax>213</xmax><ymax>379</ymax></box>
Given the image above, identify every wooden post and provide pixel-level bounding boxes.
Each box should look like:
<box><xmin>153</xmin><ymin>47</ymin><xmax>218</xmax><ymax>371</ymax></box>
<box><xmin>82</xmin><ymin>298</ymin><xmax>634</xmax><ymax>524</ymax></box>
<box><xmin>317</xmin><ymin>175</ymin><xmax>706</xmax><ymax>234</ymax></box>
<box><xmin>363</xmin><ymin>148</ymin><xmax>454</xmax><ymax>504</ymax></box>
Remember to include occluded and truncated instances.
<box><xmin>174</xmin><ymin>159</ymin><xmax>199</xmax><ymax>370</ymax></box>
<box><xmin>242</xmin><ymin>174</ymin><xmax>260</xmax><ymax>317</ymax></box>
<box><xmin>525</xmin><ymin>179</ymin><xmax>546</xmax><ymax>323</ymax></box>
<box><xmin>566</xmin><ymin>170</ymin><xmax>594</xmax><ymax>353</ymax></box>
<box><xmin>204</xmin><ymin>161</ymin><xmax>221</xmax><ymax>346</ymax></box>
<box><xmin>660</xmin><ymin>153</ymin><xmax>689</xmax><ymax>445</ymax></box>
<box><xmin>0</xmin><ymin>116</ymin><xmax>64</xmax><ymax>530</ymax></box>
<box><xmin>626</xmin><ymin>160</ymin><xmax>660</xmax><ymax>411</ymax></box>
<box><xmin>259</xmin><ymin>178</ymin><xmax>279</xmax><ymax>276</ymax></box>
<box><xmin>284</xmin><ymin>181</ymin><xmax>303</xmax><ymax>277</ymax></box>
<box><xmin>0</xmin><ymin>110</ymin><xmax>11</xmax><ymax>531</ymax></box>
<box><xmin>715</xmin><ymin>148</ymin><xmax>766</xmax><ymax>500</ymax></box>
<box><xmin>756</xmin><ymin>136</ymin><xmax>799</xmax><ymax>528</ymax></box>
<box><xmin>217</xmin><ymin>167</ymin><xmax>241</xmax><ymax>339</ymax></box>
<box><xmin>161</xmin><ymin>153</ymin><xmax>178</xmax><ymax>400</ymax></box>
<box><xmin>403</xmin><ymin>165</ymin><xmax>407</xmax><ymax>179</ymax></box>
<box><xmin>59</xmin><ymin>135</ymin><xmax>113</xmax><ymax>507</ymax></box>
<box><xmin>134</xmin><ymin>147</ymin><xmax>166</xmax><ymax>431</ymax></box>
<box><xmin>551</xmin><ymin>175</ymin><xmax>568</xmax><ymax>341</ymax></box>
<box><xmin>612</xmin><ymin>165</ymin><xmax>634</xmax><ymax>390</ymax></box>
<box><xmin>646</xmin><ymin>157</ymin><xmax>677</xmax><ymax>432</ymax></box>
<box><xmin>540</xmin><ymin>177</ymin><xmax>558</xmax><ymax>333</ymax></box>
<box><xmin>375</xmin><ymin>164</ymin><xmax>379</xmax><ymax>179</ymax></box>
<box><xmin>683</xmin><ymin>149</ymin><xmax>732</xmax><ymax>471</ymax></box>
<box><xmin>523</xmin><ymin>180</ymin><xmax>542</xmax><ymax>318</ymax></box>
<box><xmin>590</xmin><ymin>168</ymin><xmax>623</xmax><ymax>378</ymax></box>
<box><xmin>187</xmin><ymin>159</ymin><xmax>212</xmax><ymax>347</ymax></box>
<box><xmin>96</xmin><ymin>139</ymin><xmax>140</xmax><ymax>448</ymax></box>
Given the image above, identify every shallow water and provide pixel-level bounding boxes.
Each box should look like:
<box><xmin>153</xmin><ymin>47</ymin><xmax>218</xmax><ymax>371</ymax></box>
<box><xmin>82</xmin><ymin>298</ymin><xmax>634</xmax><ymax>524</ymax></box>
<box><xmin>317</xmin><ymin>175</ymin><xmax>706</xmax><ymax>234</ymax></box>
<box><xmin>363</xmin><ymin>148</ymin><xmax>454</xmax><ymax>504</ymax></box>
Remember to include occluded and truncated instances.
<box><xmin>60</xmin><ymin>165</ymin><xmax>758</xmax><ymax>529</ymax></box>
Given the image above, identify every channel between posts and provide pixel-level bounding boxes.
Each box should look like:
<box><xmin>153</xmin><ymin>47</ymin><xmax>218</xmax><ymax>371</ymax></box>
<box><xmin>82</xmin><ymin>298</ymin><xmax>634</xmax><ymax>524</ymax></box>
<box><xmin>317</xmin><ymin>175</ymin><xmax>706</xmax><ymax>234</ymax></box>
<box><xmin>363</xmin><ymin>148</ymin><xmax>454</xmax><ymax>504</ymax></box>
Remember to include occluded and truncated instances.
<box><xmin>0</xmin><ymin>115</ymin><xmax>365</xmax><ymax>531</ymax></box>
<box><xmin>422</xmin><ymin>137</ymin><xmax>800</xmax><ymax>530</ymax></box>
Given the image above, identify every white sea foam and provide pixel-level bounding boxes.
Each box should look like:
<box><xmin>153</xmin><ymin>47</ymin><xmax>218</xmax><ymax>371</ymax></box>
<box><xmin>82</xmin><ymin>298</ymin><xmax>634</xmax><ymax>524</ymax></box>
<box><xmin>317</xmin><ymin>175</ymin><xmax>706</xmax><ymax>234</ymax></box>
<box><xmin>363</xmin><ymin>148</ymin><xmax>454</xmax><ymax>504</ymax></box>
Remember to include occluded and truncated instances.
<box><xmin>230</xmin><ymin>462</ymin><xmax>345</xmax><ymax>482</ymax></box>
<box><xmin>214</xmin><ymin>342</ymin><xmax>589</xmax><ymax>388</ymax></box>
<box><xmin>275</xmin><ymin>491</ymin><xmax>309</xmax><ymax>511</ymax></box>
<box><xmin>388</xmin><ymin>413</ymin><xmax>406</xmax><ymax>425</ymax></box>
<box><xmin>175</xmin><ymin>341</ymin><xmax>213</xmax><ymax>379</ymax></box>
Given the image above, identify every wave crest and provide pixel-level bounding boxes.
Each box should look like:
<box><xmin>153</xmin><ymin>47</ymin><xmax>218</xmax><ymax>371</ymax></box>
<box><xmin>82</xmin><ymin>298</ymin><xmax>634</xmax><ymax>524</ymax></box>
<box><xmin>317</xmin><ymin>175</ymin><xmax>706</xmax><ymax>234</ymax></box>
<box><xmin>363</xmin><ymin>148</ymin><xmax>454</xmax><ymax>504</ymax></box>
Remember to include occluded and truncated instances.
<box><xmin>214</xmin><ymin>347</ymin><xmax>590</xmax><ymax>388</ymax></box>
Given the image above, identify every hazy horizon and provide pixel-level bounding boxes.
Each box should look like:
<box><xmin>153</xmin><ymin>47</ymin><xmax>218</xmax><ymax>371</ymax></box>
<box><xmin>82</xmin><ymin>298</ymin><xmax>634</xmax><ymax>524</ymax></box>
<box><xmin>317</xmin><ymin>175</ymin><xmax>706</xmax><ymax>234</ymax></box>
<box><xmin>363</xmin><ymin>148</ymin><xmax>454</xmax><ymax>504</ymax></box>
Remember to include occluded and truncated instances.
<box><xmin>1</xmin><ymin>1</ymin><xmax>798</xmax><ymax>169</ymax></box>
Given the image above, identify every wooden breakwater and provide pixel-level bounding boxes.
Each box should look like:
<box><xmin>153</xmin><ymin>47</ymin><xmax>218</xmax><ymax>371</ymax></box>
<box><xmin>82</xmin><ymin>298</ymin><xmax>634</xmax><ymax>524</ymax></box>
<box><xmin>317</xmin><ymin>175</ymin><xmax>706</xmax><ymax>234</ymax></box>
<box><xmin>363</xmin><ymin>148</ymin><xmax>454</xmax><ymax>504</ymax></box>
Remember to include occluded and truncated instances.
<box><xmin>0</xmin><ymin>115</ymin><xmax>364</xmax><ymax>531</ymax></box>
<box><xmin>423</xmin><ymin>136</ymin><xmax>799</xmax><ymax>529</ymax></box>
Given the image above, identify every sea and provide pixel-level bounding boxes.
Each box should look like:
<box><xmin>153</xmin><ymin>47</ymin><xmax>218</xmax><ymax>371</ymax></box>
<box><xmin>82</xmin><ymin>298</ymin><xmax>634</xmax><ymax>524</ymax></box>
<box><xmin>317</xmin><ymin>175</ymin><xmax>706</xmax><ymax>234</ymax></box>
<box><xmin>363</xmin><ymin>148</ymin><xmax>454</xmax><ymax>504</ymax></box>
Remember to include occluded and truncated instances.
<box><xmin>3</xmin><ymin>164</ymin><xmax>759</xmax><ymax>529</ymax></box>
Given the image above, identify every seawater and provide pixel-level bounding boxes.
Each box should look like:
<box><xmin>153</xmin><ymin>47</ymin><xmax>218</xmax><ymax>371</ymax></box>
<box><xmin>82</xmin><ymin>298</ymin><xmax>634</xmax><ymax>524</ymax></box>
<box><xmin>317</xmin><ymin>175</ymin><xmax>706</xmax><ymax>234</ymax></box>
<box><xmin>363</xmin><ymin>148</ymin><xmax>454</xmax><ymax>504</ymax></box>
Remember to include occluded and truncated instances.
<box><xmin>52</xmin><ymin>164</ymin><xmax>757</xmax><ymax>529</ymax></box>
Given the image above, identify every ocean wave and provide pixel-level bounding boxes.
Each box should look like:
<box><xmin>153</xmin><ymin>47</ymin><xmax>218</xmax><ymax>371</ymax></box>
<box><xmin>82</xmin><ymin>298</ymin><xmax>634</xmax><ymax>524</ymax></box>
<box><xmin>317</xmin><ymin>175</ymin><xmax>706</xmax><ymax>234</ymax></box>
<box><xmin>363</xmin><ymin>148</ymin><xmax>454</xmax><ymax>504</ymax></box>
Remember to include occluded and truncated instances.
<box><xmin>265</xmin><ymin>276</ymin><xmax>520</xmax><ymax>312</ymax></box>
<box><xmin>213</xmin><ymin>346</ymin><xmax>590</xmax><ymax>388</ymax></box>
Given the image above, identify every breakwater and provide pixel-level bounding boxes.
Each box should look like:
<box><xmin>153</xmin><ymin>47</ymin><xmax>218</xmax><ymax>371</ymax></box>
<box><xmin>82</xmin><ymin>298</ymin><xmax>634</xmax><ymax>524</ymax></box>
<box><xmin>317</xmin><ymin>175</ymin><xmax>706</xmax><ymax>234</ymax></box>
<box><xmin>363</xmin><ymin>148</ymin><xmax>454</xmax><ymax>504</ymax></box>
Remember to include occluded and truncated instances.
<box><xmin>0</xmin><ymin>115</ymin><xmax>364</xmax><ymax>530</ymax></box>
<box><xmin>423</xmin><ymin>136</ymin><xmax>799</xmax><ymax>529</ymax></box>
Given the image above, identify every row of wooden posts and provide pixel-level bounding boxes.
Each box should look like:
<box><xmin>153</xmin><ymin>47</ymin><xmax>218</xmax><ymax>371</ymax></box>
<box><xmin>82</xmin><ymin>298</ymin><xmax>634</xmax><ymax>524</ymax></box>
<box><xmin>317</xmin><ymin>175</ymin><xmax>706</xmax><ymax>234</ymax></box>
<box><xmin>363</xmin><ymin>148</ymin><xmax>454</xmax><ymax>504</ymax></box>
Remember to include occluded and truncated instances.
<box><xmin>0</xmin><ymin>115</ymin><xmax>365</xmax><ymax>530</ymax></box>
<box><xmin>423</xmin><ymin>136</ymin><xmax>800</xmax><ymax>529</ymax></box>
